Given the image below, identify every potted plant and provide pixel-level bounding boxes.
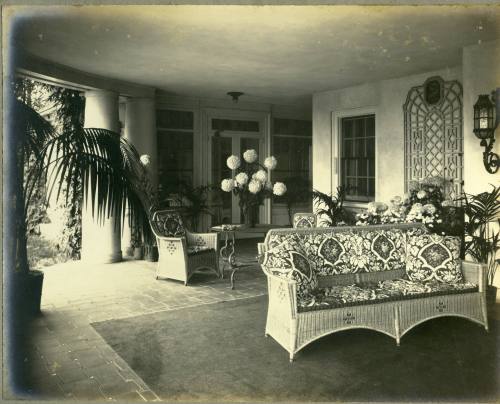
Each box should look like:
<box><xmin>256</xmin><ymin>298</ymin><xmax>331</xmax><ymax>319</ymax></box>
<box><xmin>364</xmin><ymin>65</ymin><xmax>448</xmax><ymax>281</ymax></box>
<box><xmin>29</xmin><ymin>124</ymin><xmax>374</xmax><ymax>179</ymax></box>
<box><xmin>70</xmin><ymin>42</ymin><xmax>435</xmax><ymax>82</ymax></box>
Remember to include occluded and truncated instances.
<box><xmin>312</xmin><ymin>186</ymin><xmax>352</xmax><ymax>226</ymax></box>
<box><xmin>461</xmin><ymin>184</ymin><xmax>500</xmax><ymax>308</ymax></box>
<box><xmin>9</xmin><ymin>95</ymin><xmax>151</xmax><ymax>315</ymax></box>
<box><xmin>221</xmin><ymin>150</ymin><xmax>286</xmax><ymax>227</ymax></box>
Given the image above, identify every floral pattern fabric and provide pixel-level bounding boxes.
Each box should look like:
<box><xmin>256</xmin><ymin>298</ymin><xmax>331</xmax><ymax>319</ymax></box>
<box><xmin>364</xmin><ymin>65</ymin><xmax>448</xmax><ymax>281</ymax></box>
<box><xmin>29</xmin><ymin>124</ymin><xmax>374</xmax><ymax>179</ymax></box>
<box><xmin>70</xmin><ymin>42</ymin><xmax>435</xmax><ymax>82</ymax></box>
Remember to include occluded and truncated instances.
<box><xmin>297</xmin><ymin>278</ymin><xmax>477</xmax><ymax>312</ymax></box>
<box><xmin>152</xmin><ymin>212</ymin><xmax>186</xmax><ymax>238</ymax></box>
<box><xmin>259</xmin><ymin>237</ymin><xmax>318</xmax><ymax>301</ymax></box>
<box><xmin>406</xmin><ymin>234</ymin><xmax>463</xmax><ymax>283</ymax></box>
<box><xmin>186</xmin><ymin>246</ymin><xmax>214</xmax><ymax>256</ymax></box>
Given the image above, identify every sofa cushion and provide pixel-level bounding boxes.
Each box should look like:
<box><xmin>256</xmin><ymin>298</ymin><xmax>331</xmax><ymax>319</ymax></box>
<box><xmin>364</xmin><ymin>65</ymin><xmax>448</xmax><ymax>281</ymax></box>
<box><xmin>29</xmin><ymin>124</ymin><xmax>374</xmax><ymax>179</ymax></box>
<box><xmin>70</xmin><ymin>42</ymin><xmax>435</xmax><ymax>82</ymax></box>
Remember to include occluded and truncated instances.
<box><xmin>303</xmin><ymin>229</ymin><xmax>406</xmax><ymax>275</ymax></box>
<box><xmin>298</xmin><ymin>278</ymin><xmax>478</xmax><ymax>313</ymax></box>
<box><xmin>186</xmin><ymin>246</ymin><xmax>214</xmax><ymax>256</ymax></box>
<box><xmin>260</xmin><ymin>238</ymin><xmax>318</xmax><ymax>302</ymax></box>
<box><xmin>406</xmin><ymin>234</ymin><xmax>463</xmax><ymax>283</ymax></box>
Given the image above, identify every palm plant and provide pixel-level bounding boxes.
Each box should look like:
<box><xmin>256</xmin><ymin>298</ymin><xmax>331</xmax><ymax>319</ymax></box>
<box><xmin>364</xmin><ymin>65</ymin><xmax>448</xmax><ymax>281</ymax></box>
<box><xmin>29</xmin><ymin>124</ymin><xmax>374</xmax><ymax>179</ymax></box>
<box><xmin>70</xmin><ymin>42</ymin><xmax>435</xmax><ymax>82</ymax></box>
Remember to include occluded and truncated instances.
<box><xmin>9</xmin><ymin>97</ymin><xmax>152</xmax><ymax>305</ymax></box>
<box><xmin>460</xmin><ymin>184</ymin><xmax>500</xmax><ymax>286</ymax></box>
<box><xmin>312</xmin><ymin>186</ymin><xmax>352</xmax><ymax>226</ymax></box>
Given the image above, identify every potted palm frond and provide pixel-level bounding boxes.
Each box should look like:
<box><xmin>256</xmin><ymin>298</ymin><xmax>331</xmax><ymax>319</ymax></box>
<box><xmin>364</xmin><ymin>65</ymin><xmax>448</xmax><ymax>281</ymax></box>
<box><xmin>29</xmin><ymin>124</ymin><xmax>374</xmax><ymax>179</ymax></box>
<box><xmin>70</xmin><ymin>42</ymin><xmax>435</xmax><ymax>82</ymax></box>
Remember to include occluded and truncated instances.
<box><xmin>8</xmin><ymin>95</ymin><xmax>151</xmax><ymax>316</ymax></box>
<box><xmin>312</xmin><ymin>186</ymin><xmax>352</xmax><ymax>226</ymax></box>
<box><xmin>461</xmin><ymin>185</ymin><xmax>500</xmax><ymax>308</ymax></box>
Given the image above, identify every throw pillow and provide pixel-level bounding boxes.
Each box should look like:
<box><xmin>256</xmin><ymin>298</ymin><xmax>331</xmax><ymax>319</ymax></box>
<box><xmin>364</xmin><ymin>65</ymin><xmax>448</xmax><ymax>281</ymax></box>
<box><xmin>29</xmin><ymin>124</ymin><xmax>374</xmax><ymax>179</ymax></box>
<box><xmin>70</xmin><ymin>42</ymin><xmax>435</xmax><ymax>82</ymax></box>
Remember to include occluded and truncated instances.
<box><xmin>261</xmin><ymin>243</ymin><xmax>318</xmax><ymax>302</ymax></box>
<box><xmin>406</xmin><ymin>233</ymin><xmax>463</xmax><ymax>283</ymax></box>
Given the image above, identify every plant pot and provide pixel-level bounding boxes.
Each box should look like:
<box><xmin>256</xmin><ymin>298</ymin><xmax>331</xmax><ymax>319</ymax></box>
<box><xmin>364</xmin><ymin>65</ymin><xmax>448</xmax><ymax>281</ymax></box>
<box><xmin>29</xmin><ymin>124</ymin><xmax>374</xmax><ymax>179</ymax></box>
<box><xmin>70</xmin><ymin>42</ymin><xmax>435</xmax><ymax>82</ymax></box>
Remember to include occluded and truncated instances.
<box><xmin>25</xmin><ymin>270</ymin><xmax>44</xmax><ymax>316</ymax></box>
<box><xmin>146</xmin><ymin>246</ymin><xmax>158</xmax><ymax>262</ymax></box>
<box><xmin>124</xmin><ymin>246</ymin><xmax>134</xmax><ymax>258</ymax></box>
<box><xmin>133</xmin><ymin>246</ymin><xmax>144</xmax><ymax>260</ymax></box>
<box><xmin>486</xmin><ymin>285</ymin><xmax>498</xmax><ymax>308</ymax></box>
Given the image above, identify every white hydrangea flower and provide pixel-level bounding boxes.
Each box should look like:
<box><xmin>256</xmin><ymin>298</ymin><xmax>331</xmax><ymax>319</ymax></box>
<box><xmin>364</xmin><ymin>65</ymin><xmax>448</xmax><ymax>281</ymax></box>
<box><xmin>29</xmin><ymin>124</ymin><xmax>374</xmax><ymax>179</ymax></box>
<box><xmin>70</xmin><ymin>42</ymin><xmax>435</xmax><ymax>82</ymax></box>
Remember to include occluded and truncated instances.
<box><xmin>235</xmin><ymin>172</ymin><xmax>249</xmax><ymax>185</ymax></box>
<box><xmin>221</xmin><ymin>178</ymin><xmax>235</xmax><ymax>192</ymax></box>
<box><xmin>410</xmin><ymin>203</ymin><xmax>423</xmax><ymax>214</ymax></box>
<box><xmin>416</xmin><ymin>190</ymin><xmax>427</xmax><ymax>199</ymax></box>
<box><xmin>140</xmin><ymin>154</ymin><xmax>151</xmax><ymax>166</ymax></box>
<box><xmin>367</xmin><ymin>202</ymin><xmax>378</xmax><ymax>214</ymax></box>
<box><xmin>264</xmin><ymin>156</ymin><xmax>277</xmax><ymax>170</ymax></box>
<box><xmin>423</xmin><ymin>203</ymin><xmax>437</xmax><ymax>214</ymax></box>
<box><xmin>253</xmin><ymin>169</ymin><xmax>267</xmax><ymax>183</ymax></box>
<box><xmin>248</xmin><ymin>179</ymin><xmax>262</xmax><ymax>194</ymax></box>
<box><xmin>273</xmin><ymin>182</ymin><xmax>287</xmax><ymax>196</ymax></box>
<box><xmin>226</xmin><ymin>155</ymin><xmax>241</xmax><ymax>170</ymax></box>
<box><xmin>243</xmin><ymin>149</ymin><xmax>258</xmax><ymax>163</ymax></box>
<box><xmin>390</xmin><ymin>195</ymin><xmax>402</xmax><ymax>206</ymax></box>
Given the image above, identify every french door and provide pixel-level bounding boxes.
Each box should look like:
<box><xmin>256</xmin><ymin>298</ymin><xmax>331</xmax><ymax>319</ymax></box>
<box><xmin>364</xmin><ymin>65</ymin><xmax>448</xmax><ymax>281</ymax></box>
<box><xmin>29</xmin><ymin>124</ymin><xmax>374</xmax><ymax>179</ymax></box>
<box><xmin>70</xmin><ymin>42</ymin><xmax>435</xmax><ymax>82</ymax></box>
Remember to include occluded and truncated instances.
<box><xmin>206</xmin><ymin>110</ymin><xmax>268</xmax><ymax>225</ymax></box>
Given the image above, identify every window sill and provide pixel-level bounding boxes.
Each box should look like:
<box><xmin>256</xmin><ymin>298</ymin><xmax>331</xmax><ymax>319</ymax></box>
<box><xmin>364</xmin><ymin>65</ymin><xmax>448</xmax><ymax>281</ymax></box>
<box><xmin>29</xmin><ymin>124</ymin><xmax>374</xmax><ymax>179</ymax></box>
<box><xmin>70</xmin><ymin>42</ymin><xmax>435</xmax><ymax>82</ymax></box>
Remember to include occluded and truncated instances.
<box><xmin>344</xmin><ymin>201</ymin><xmax>371</xmax><ymax>209</ymax></box>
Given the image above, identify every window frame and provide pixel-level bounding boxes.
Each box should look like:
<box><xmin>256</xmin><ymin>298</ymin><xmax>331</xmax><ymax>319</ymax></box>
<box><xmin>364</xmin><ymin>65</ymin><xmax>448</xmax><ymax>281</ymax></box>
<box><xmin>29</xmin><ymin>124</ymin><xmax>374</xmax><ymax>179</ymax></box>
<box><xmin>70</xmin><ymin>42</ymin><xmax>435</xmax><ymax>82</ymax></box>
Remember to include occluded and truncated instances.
<box><xmin>332</xmin><ymin>107</ymin><xmax>378</xmax><ymax>208</ymax></box>
<box><xmin>271</xmin><ymin>119</ymin><xmax>313</xmax><ymax>208</ymax></box>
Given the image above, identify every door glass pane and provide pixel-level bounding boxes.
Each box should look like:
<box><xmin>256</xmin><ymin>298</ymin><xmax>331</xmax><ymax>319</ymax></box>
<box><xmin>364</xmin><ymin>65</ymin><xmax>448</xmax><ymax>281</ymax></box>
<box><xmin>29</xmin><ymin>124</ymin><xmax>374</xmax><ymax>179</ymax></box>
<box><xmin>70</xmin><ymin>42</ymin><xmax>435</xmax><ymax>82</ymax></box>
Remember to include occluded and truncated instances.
<box><xmin>212</xmin><ymin>136</ymin><xmax>233</xmax><ymax>224</ymax></box>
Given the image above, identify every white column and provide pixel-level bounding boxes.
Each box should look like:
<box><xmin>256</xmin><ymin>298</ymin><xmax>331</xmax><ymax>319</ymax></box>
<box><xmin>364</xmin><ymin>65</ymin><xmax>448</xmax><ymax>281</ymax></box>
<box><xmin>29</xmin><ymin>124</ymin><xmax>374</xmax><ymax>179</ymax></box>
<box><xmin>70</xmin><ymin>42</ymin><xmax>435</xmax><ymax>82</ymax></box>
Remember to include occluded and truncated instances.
<box><xmin>124</xmin><ymin>97</ymin><xmax>157</xmax><ymax>185</ymax></box>
<box><xmin>121</xmin><ymin>97</ymin><xmax>157</xmax><ymax>253</ymax></box>
<box><xmin>81</xmin><ymin>90</ymin><xmax>122</xmax><ymax>263</ymax></box>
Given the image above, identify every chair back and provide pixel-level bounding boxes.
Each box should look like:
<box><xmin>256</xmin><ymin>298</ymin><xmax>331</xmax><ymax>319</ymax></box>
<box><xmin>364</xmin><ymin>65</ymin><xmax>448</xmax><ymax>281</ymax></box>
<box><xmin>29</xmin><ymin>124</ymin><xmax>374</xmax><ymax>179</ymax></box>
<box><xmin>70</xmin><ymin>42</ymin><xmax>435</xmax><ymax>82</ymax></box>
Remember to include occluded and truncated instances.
<box><xmin>151</xmin><ymin>210</ymin><xmax>186</xmax><ymax>238</ymax></box>
<box><xmin>293</xmin><ymin>212</ymin><xmax>317</xmax><ymax>228</ymax></box>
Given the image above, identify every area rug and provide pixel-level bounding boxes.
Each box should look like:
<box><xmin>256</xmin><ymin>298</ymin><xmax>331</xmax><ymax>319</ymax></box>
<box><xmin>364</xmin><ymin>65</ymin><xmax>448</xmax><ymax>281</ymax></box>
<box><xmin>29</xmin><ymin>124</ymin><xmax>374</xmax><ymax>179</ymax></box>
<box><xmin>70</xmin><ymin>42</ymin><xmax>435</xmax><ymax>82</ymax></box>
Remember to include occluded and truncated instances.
<box><xmin>92</xmin><ymin>296</ymin><xmax>499</xmax><ymax>402</ymax></box>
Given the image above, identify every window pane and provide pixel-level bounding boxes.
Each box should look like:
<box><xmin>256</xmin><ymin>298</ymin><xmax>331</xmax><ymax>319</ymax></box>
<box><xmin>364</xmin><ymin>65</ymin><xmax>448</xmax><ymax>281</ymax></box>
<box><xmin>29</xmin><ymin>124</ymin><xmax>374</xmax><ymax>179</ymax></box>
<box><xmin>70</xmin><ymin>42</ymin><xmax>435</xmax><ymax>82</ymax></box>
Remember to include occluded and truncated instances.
<box><xmin>212</xmin><ymin>118</ymin><xmax>259</xmax><ymax>132</ymax></box>
<box><xmin>157</xmin><ymin>109</ymin><xmax>194</xmax><ymax>130</ymax></box>
<box><xmin>354</xmin><ymin>119</ymin><xmax>365</xmax><ymax>138</ymax></box>
<box><xmin>272</xmin><ymin>130</ymin><xmax>312</xmax><ymax>204</ymax></box>
<box><xmin>274</xmin><ymin>118</ymin><xmax>312</xmax><ymax>136</ymax></box>
<box><xmin>340</xmin><ymin>115</ymin><xmax>375</xmax><ymax>202</ymax></box>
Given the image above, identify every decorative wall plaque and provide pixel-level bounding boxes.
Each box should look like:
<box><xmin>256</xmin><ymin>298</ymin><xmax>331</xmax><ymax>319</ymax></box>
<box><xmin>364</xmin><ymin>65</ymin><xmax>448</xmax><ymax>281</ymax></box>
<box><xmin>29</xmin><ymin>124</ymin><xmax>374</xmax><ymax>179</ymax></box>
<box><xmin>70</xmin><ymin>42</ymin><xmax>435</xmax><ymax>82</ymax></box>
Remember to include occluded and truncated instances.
<box><xmin>403</xmin><ymin>77</ymin><xmax>463</xmax><ymax>200</ymax></box>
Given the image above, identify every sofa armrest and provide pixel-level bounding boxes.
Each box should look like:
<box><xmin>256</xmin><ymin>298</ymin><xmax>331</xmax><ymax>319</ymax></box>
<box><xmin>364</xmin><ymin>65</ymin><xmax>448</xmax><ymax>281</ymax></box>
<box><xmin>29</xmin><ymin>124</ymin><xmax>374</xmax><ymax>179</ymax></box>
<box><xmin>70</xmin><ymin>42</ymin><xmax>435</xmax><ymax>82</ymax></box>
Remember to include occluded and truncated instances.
<box><xmin>462</xmin><ymin>260</ymin><xmax>487</xmax><ymax>292</ymax></box>
<box><xmin>261</xmin><ymin>266</ymin><xmax>298</xmax><ymax>319</ymax></box>
<box><xmin>186</xmin><ymin>231</ymin><xmax>218</xmax><ymax>250</ymax></box>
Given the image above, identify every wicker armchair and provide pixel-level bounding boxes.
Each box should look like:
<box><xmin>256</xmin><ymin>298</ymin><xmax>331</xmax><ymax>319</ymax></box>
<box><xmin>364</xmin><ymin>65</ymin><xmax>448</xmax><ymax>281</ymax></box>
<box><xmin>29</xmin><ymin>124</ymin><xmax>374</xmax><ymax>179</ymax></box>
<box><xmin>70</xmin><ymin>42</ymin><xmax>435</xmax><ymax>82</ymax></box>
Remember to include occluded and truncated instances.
<box><xmin>150</xmin><ymin>210</ymin><xmax>221</xmax><ymax>285</ymax></box>
<box><xmin>293</xmin><ymin>212</ymin><xmax>317</xmax><ymax>228</ymax></box>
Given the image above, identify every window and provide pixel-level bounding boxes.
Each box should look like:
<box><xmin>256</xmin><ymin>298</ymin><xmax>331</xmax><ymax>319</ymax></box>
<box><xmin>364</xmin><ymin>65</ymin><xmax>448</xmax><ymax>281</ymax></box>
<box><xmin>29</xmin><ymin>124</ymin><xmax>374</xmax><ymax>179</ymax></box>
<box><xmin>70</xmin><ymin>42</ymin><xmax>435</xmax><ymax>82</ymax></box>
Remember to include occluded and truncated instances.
<box><xmin>157</xmin><ymin>109</ymin><xmax>194</xmax><ymax>196</ymax></box>
<box><xmin>340</xmin><ymin>114</ymin><xmax>375</xmax><ymax>202</ymax></box>
<box><xmin>272</xmin><ymin>118</ymin><xmax>312</xmax><ymax>204</ymax></box>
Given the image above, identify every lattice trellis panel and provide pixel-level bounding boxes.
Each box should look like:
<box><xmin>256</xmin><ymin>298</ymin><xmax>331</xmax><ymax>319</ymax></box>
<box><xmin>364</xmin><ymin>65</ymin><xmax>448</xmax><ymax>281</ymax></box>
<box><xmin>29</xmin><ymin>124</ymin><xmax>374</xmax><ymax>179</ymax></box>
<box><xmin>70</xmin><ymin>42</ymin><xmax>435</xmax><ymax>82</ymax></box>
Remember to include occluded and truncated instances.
<box><xmin>403</xmin><ymin>77</ymin><xmax>463</xmax><ymax>200</ymax></box>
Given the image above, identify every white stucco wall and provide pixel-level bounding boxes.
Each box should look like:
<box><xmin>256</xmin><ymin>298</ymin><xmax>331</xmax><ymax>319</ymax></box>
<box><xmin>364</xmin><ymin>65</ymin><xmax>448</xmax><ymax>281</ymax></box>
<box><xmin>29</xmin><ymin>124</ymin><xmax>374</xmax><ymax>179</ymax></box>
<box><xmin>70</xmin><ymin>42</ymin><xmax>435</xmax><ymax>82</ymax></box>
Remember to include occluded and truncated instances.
<box><xmin>313</xmin><ymin>65</ymin><xmax>463</xmax><ymax>205</ymax></box>
<box><xmin>463</xmin><ymin>40</ymin><xmax>500</xmax><ymax>195</ymax></box>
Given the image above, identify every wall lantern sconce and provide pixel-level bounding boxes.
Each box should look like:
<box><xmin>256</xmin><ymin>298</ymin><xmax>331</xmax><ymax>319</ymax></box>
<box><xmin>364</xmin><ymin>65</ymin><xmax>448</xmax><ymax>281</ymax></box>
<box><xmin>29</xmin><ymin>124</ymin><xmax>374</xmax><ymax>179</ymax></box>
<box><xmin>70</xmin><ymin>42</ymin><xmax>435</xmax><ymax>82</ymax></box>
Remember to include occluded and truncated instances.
<box><xmin>473</xmin><ymin>91</ymin><xmax>499</xmax><ymax>174</ymax></box>
<box><xmin>227</xmin><ymin>91</ymin><xmax>244</xmax><ymax>103</ymax></box>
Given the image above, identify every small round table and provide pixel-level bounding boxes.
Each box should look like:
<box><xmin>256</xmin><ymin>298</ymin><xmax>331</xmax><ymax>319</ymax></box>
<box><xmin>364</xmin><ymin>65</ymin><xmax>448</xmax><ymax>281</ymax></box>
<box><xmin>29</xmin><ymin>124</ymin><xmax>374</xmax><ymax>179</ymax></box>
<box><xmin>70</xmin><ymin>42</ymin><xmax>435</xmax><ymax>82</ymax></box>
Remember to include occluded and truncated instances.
<box><xmin>210</xmin><ymin>224</ymin><xmax>252</xmax><ymax>289</ymax></box>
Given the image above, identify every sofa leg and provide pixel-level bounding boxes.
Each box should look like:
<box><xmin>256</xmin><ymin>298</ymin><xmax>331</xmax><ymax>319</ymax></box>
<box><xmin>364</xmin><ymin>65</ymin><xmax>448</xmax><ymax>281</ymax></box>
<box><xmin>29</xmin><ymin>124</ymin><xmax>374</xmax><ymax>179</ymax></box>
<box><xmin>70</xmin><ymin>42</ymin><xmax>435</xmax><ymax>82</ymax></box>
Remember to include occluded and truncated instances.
<box><xmin>289</xmin><ymin>353</ymin><xmax>295</xmax><ymax>363</ymax></box>
<box><xmin>264</xmin><ymin>333</ymin><xmax>269</xmax><ymax>338</ymax></box>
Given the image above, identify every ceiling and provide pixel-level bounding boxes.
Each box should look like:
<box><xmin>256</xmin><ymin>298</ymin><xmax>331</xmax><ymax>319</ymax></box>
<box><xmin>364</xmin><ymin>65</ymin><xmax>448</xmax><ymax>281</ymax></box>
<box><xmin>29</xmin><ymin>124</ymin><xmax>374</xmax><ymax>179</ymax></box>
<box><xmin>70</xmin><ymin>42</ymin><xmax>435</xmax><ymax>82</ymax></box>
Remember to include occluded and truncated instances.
<box><xmin>10</xmin><ymin>5</ymin><xmax>500</xmax><ymax>106</ymax></box>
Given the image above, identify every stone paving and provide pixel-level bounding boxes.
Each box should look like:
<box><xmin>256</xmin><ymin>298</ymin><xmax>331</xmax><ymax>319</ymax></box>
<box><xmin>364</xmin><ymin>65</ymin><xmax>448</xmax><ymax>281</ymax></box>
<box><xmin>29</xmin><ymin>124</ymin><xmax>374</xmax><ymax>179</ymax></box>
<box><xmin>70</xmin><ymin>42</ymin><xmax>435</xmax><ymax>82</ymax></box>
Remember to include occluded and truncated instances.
<box><xmin>10</xmin><ymin>239</ymin><xmax>267</xmax><ymax>401</ymax></box>
<box><xmin>7</xmin><ymin>238</ymin><xmax>500</xmax><ymax>402</ymax></box>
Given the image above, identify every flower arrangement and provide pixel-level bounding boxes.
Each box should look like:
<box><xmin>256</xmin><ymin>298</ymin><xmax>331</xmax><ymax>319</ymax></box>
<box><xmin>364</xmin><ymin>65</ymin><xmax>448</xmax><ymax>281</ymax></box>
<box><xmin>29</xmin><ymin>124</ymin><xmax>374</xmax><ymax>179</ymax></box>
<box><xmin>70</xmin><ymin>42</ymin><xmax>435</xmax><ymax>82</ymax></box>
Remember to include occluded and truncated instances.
<box><xmin>221</xmin><ymin>149</ymin><xmax>286</xmax><ymax>226</ymax></box>
<box><xmin>355</xmin><ymin>177</ymin><xmax>448</xmax><ymax>231</ymax></box>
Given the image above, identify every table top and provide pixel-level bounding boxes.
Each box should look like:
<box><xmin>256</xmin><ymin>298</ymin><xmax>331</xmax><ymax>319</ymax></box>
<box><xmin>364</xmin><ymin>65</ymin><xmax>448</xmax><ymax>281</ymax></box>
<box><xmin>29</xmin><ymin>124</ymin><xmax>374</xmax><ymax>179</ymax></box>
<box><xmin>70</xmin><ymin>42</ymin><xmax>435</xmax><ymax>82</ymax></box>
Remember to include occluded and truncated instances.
<box><xmin>210</xmin><ymin>224</ymin><xmax>289</xmax><ymax>234</ymax></box>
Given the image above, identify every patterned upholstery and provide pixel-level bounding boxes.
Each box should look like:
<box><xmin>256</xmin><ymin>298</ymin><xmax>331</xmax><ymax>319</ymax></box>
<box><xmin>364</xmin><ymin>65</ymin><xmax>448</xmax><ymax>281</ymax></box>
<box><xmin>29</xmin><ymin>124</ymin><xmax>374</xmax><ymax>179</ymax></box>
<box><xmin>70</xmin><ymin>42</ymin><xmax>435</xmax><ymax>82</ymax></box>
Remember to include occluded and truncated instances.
<box><xmin>267</xmin><ymin>228</ymin><xmax>407</xmax><ymax>276</ymax></box>
<box><xmin>186</xmin><ymin>246</ymin><xmax>215</xmax><ymax>256</ymax></box>
<box><xmin>150</xmin><ymin>209</ymin><xmax>219</xmax><ymax>285</ymax></box>
<box><xmin>260</xmin><ymin>237</ymin><xmax>318</xmax><ymax>301</ymax></box>
<box><xmin>293</xmin><ymin>213</ymin><xmax>317</xmax><ymax>228</ymax></box>
<box><xmin>406</xmin><ymin>234</ymin><xmax>463</xmax><ymax>283</ymax></box>
<box><xmin>151</xmin><ymin>211</ymin><xmax>186</xmax><ymax>238</ymax></box>
<box><xmin>298</xmin><ymin>278</ymin><xmax>478</xmax><ymax>313</ymax></box>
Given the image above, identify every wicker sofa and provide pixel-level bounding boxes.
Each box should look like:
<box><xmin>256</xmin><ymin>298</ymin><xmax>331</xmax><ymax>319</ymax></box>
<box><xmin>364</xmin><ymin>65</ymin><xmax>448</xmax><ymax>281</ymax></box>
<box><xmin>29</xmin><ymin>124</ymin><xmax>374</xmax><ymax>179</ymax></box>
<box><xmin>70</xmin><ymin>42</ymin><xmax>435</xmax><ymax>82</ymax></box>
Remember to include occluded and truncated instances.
<box><xmin>257</xmin><ymin>223</ymin><xmax>488</xmax><ymax>361</ymax></box>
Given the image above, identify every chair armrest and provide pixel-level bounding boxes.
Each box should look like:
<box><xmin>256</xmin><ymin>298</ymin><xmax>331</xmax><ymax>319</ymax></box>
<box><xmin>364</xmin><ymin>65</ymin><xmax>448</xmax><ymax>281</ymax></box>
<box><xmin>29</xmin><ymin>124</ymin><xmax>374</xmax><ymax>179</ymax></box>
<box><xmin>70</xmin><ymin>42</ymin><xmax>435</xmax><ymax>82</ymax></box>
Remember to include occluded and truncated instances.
<box><xmin>155</xmin><ymin>236</ymin><xmax>188</xmax><ymax>258</ymax></box>
<box><xmin>186</xmin><ymin>231</ymin><xmax>218</xmax><ymax>249</ymax></box>
<box><xmin>462</xmin><ymin>260</ymin><xmax>487</xmax><ymax>292</ymax></box>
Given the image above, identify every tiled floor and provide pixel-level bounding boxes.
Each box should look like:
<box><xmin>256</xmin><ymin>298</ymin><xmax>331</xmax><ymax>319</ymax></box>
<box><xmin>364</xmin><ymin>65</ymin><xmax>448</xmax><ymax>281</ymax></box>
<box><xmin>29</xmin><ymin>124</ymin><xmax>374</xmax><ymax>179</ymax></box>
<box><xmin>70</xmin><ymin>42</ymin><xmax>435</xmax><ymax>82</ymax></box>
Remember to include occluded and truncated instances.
<box><xmin>8</xmin><ymin>242</ymin><xmax>267</xmax><ymax>401</ymax></box>
<box><xmin>6</xmin><ymin>243</ymin><xmax>500</xmax><ymax>401</ymax></box>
